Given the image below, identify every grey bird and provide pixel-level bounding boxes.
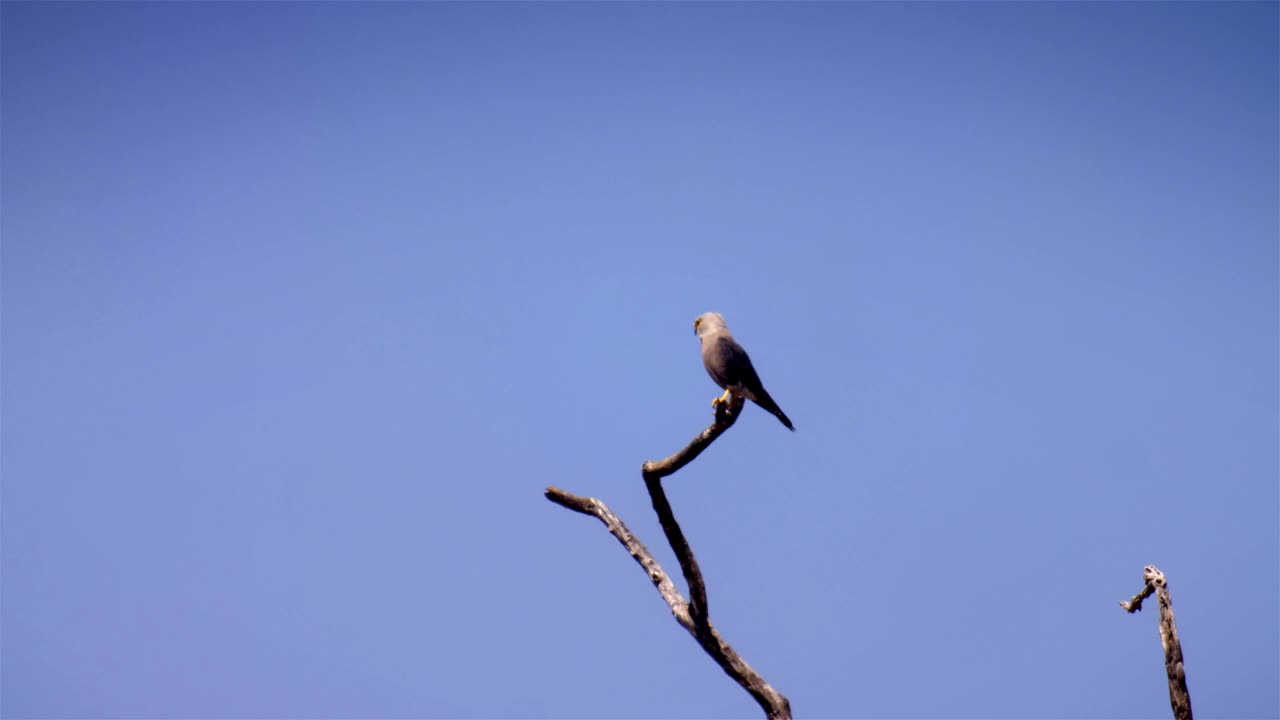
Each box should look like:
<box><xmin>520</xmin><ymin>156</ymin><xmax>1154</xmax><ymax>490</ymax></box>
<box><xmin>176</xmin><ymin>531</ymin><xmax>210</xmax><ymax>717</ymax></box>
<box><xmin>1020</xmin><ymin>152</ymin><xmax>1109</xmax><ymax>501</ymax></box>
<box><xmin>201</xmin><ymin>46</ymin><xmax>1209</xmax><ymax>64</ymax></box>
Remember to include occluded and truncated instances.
<box><xmin>693</xmin><ymin>312</ymin><xmax>795</xmax><ymax>431</ymax></box>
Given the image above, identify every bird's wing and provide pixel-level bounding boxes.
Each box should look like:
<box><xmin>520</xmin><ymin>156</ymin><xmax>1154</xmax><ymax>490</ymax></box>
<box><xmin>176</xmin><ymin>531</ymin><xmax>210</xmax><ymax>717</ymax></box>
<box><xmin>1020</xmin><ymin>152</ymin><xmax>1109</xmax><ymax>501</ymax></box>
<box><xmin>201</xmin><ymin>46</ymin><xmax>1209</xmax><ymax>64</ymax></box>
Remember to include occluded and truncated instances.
<box><xmin>729</xmin><ymin>339</ymin><xmax>795</xmax><ymax>431</ymax></box>
<box><xmin>705</xmin><ymin>335</ymin><xmax>759</xmax><ymax>390</ymax></box>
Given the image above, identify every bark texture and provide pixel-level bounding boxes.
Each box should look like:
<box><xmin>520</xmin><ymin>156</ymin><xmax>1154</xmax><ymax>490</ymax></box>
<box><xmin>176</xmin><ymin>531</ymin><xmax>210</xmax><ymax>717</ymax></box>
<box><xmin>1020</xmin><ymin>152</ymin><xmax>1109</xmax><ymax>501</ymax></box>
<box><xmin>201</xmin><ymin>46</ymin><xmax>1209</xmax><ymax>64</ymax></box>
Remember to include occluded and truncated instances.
<box><xmin>546</xmin><ymin>396</ymin><xmax>791</xmax><ymax>720</ymax></box>
<box><xmin>1119</xmin><ymin>565</ymin><xmax>1193</xmax><ymax>720</ymax></box>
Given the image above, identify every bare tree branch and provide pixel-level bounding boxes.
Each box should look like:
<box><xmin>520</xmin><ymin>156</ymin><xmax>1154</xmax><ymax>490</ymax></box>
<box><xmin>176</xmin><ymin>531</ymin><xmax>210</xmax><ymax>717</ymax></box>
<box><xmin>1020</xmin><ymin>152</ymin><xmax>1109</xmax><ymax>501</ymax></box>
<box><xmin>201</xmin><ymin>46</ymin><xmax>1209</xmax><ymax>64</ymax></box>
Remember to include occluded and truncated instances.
<box><xmin>1119</xmin><ymin>566</ymin><xmax>1193</xmax><ymax>720</ymax></box>
<box><xmin>545</xmin><ymin>486</ymin><xmax>691</xmax><ymax>624</ymax></box>
<box><xmin>1118</xmin><ymin>579</ymin><xmax>1155</xmax><ymax>614</ymax></box>
<box><xmin>546</xmin><ymin>395</ymin><xmax>792</xmax><ymax>720</ymax></box>
<box><xmin>640</xmin><ymin>395</ymin><xmax>745</xmax><ymax>481</ymax></box>
<box><xmin>637</xmin><ymin>397</ymin><xmax>744</xmax><ymax>624</ymax></box>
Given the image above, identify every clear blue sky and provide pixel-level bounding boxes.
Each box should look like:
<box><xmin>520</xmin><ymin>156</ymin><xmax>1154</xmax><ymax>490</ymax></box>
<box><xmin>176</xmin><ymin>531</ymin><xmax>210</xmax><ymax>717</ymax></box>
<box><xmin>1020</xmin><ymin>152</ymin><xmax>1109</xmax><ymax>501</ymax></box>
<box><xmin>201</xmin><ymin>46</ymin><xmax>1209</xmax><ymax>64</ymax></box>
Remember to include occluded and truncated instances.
<box><xmin>3</xmin><ymin>2</ymin><xmax>1276</xmax><ymax>718</ymax></box>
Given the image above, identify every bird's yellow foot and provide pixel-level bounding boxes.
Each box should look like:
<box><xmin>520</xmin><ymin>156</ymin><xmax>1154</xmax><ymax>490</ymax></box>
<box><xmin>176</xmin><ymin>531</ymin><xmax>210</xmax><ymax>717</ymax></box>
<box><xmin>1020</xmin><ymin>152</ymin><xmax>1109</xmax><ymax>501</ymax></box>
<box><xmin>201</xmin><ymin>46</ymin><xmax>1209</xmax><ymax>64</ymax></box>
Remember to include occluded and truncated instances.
<box><xmin>711</xmin><ymin>389</ymin><xmax>732</xmax><ymax>407</ymax></box>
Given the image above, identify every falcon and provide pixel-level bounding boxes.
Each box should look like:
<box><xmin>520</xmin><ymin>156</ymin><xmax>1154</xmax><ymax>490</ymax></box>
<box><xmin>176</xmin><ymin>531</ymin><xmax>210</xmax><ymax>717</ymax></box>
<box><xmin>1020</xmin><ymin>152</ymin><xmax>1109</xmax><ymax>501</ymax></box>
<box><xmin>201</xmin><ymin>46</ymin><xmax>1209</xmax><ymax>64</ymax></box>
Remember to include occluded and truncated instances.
<box><xmin>693</xmin><ymin>312</ymin><xmax>795</xmax><ymax>431</ymax></box>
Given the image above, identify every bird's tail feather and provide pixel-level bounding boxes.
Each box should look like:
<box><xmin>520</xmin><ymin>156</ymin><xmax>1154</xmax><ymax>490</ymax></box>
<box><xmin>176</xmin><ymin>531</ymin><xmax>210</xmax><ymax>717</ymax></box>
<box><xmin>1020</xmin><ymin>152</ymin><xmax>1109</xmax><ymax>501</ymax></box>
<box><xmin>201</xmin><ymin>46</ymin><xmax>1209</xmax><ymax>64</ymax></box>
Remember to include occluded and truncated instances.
<box><xmin>750</xmin><ymin>390</ymin><xmax>795</xmax><ymax>431</ymax></box>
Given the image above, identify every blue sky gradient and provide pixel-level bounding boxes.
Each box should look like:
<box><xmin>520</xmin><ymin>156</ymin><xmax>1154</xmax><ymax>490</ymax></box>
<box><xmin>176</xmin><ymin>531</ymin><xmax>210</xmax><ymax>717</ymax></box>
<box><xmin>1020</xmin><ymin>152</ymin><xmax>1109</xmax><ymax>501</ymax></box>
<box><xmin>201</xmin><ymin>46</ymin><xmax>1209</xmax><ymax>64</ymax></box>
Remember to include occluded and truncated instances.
<box><xmin>3</xmin><ymin>2</ymin><xmax>1277</xmax><ymax>718</ymax></box>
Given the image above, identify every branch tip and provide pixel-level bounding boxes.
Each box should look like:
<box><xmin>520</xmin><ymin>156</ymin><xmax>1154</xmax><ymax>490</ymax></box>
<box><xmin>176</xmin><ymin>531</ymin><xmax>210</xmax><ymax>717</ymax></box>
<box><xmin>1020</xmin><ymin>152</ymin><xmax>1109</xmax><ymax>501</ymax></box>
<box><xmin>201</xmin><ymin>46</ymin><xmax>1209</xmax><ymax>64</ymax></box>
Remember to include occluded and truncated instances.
<box><xmin>1120</xmin><ymin>566</ymin><xmax>1192</xmax><ymax>720</ymax></box>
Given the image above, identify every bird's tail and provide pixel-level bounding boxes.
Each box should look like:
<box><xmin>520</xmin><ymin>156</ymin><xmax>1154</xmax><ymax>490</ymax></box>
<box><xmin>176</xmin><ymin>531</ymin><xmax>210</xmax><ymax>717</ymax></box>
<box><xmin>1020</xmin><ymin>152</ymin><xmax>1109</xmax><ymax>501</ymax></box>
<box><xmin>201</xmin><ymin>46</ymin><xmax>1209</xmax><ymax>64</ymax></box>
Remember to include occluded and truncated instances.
<box><xmin>750</xmin><ymin>389</ymin><xmax>795</xmax><ymax>431</ymax></box>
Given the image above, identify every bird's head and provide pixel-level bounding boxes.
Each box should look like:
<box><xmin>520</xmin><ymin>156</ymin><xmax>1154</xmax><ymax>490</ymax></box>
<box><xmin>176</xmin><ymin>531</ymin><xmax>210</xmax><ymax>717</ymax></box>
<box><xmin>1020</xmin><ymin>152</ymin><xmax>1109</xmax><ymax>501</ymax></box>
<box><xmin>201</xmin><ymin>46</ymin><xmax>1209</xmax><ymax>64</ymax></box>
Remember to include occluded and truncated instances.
<box><xmin>693</xmin><ymin>312</ymin><xmax>728</xmax><ymax>338</ymax></box>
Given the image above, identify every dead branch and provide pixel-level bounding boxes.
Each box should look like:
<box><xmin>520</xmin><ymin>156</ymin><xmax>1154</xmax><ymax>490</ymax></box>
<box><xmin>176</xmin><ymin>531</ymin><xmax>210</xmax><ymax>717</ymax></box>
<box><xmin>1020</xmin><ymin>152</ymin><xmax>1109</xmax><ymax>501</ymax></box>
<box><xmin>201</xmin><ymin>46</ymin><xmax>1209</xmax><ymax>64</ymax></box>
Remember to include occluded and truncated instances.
<box><xmin>546</xmin><ymin>395</ymin><xmax>791</xmax><ymax>720</ymax></box>
<box><xmin>1119</xmin><ymin>566</ymin><xmax>1193</xmax><ymax>720</ymax></box>
<box><xmin>640</xmin><ymin>394</ymin><xmax>745</xmax><ymax>481</ymax></box>
<box><xmin>637</xmin><ymin>396</ymin><xmax>746</xmax><ymax>624</ymax></box>
<box><xmin>545</xmin><ymin>487</ymin><xmax>689</xmax><ymax>622</ymax></box>
<box><xmin>1119</xmin><ymin>580</ymin><xmax>1155</xmax><ymax>614</ymax></box>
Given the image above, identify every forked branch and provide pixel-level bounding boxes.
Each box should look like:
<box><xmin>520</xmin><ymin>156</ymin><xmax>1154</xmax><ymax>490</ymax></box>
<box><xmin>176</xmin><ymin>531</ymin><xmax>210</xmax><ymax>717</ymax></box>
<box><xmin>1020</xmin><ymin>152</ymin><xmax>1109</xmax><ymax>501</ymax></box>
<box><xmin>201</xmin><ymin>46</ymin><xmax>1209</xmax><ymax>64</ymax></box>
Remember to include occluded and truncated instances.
<box><xmin>1119</xmin><ymin>565</ymin><xmax>1193</xmax><ymax>720</ymax></box>
<box><xmin>546</xmin><ymin>396</ymin><xmax>791</xmax><ymax>720</ymax></box>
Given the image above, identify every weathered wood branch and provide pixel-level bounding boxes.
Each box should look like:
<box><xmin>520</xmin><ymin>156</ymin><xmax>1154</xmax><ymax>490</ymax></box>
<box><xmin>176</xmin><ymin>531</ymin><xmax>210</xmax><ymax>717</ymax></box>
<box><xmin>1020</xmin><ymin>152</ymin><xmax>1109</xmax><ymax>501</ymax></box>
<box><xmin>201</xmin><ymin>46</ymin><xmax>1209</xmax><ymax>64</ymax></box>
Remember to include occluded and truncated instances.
<box><xmin>1118</xmin><ymin>579</ymin><xmax>1155</xmax><ymax>613</ymax></box>
<box><xmin>545</xmin><ymin>487</ymin><xmax>689</xmax><ymax>620</ymax></box>
<box><xmin>546</xmin><ymin>395</ymin><xmax>791</xmax><ymax>720</ymax></box>
<box><xmin>1119</xmin><ymin>565</ymin><xmax>1193</xmax><ymax>720</ymax></box>
<box><xmin>640</xmin><ymin>395</ymin><xmax>745</xmax><ymax>481</ymax></box>
<box><xmin>637</xmin><ymin>396</ymin><xmax>744</xmax><ymax>624</ymax></box>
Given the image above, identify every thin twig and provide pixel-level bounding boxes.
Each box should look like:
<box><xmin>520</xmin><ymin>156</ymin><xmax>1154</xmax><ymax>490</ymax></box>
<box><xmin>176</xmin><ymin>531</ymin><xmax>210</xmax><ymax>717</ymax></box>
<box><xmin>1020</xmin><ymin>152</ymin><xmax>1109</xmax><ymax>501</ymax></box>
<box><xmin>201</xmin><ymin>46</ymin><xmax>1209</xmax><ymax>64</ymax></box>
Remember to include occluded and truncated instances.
<box><xmin>1120</xmin><ymin>566</ymin><xmax>1193</xmax><ymax>720</ymax></box>
<box><xmin>1119</xmin><ymin>581</ymin><xmax>1155</xmax><ymax>613</ymax></box>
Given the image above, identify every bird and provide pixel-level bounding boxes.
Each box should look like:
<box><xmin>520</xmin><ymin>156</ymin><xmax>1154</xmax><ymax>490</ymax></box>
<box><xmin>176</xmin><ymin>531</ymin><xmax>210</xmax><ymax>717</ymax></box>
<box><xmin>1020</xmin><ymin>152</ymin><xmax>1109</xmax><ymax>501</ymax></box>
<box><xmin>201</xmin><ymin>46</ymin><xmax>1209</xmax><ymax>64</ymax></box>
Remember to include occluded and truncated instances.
<box><xmin>693</xmin><ymin>312</ymin><xmax>794</xmax><ymax>431</ymax></box>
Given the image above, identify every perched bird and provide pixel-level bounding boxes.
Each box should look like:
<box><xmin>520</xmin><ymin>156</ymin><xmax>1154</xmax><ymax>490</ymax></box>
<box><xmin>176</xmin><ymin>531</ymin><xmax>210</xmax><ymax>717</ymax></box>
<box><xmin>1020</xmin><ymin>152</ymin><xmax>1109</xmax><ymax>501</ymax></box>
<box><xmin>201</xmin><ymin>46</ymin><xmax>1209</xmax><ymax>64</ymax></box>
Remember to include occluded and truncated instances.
<box><xmin>693</xmin><ymin>312</ymin><xmax>794</xmax><ymax>431</ymax></box>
